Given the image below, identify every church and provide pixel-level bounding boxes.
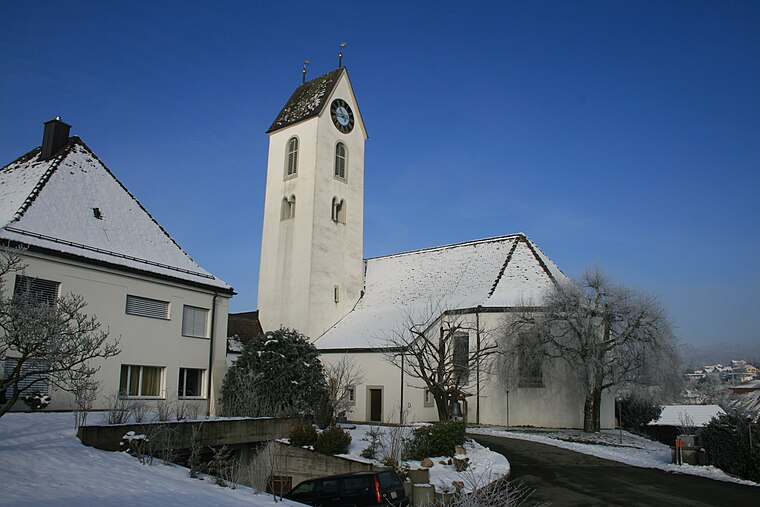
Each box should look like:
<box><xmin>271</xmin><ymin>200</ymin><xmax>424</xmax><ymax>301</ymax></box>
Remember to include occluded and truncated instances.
<box><xmin>256</xmin><ymin>67</ymin><xmax>614</xmax><ymax>429</ymax></box>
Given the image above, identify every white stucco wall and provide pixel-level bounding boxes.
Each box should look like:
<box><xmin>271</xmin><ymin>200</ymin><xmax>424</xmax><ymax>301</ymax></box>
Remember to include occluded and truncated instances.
<box><xmin>257</xmin><ymin>71</ymin><xmax>366</xmax><ymax>341</ymax></box>
<box><xmin>320</xmin><ymin>310</ymin><xmax>615</xmax><ymax>430</ymax></box>
<box><xmin>1</xmin><ymin>250</ymin><xmax>230</xmax><ymax>415</ymax></box>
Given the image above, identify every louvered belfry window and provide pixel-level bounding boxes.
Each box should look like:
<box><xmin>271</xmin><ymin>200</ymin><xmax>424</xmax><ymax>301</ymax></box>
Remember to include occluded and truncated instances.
<box><xmin>125</xmin><ymin>295</ymin><xmax>169</xmax><ymax>319</ymax></box>
<box><xmin>286</xmin><ymin>137</ymin><xmax>298</xmax><ymax>176</ymax></box>
<box><xmin>334</xmin><ymin>142</ymin><xmax>346</xmax><ymax>179</ymax></box>
<box><xmin>13</xmin><ymin>275</ymin><xmax>59</xmax><ymax>306</ymax></box>
<box><xmin>182</xmin><ymin>306</ymin><xmax>209</xmax><ymax>338</ymax></box>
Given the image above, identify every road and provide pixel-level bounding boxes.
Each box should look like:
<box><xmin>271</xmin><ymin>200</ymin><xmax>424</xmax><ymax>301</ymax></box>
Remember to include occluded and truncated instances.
<box><xmin>470</xmin><ymin>434</ymin><xmax>759</xmax><ymax>507</ymax></box>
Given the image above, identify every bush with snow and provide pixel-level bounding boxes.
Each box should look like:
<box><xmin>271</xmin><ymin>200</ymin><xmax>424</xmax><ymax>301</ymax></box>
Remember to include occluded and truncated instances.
<box><xmin>313</xmin><ymin>425</ymin><xmax>351</xmax><ymax>455</ymax></box>
<box><xmin>21</xmin><ymin>390</ymin><xmax>50</xmax><ymax>411</ymax></box>
<box><xmin>220</xmin><ymin>328</ymin><xmax>327</xmax><ymax>417</ymax></box>
<box><xmin>404</xmin><ymin>420</ymin><xmax>467</xmax><ymax>460</ymax></box>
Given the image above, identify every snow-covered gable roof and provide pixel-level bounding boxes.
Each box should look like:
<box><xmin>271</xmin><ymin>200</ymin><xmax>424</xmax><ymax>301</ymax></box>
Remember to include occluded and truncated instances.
<box><xmin>649</xmin><ymin>405</ymin><xmax>726</xmax><ymax>427</ymax></box>
<box><xmin>266</xmin><ymin>68</ymin><xmax>343</xmax><ymax>134</ymax></box>
<box><xmin>314</xmin><ymin>234</ymin><xmax>568</xmax><ymax>350</ymax></box>
<box><xmin>0</xmin><ymin>138</ymin><xmax>232</xmax><ymax>292</ymax></box>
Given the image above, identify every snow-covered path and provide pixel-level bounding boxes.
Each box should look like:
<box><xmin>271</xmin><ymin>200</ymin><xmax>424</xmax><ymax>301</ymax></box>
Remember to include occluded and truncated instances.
<box><xmin>0</xmin><ymin>412</ymin><xmax>300</xmax><ymax>507</ymax></box>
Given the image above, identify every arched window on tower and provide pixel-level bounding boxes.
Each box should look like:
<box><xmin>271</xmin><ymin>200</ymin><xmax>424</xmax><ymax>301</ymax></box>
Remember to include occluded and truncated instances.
<box><xmin>281</xmin><ymin>195</ymin><xmax>296</xmax><ymax>220</ymax></box>
<box><xmin>286</xmin><ymin>137</ymin><xmax>298</xmax><ymax>177</ymax></box>
<box><xmin>334</xmin><ymin>142</ymin><xmax>347</xmax><ymax>180</ymax></box>
<box><xmin>331</xmin><ymin>197</ymin><xmax>346</xmax><ymax>224</ymax></box>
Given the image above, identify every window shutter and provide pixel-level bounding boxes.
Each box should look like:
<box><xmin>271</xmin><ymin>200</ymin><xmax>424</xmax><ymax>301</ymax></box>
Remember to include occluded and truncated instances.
<box><xmin>14</xmin><ymin>276</ymin><xmax>59</xmax><ymax>305</ymax></box>
<box><xmin>182</xmin><ymin>306</ymin><xmax>208</xmax><ymax>337</ymax></box>
<box><xmin>3</xmin><ymin>358</ymin><xmax>49</xmax><ymax>399</ymax></box>
<box><xmin>126</xmin><ymin>295</ymin><xmax>169</xmax><ymax>319</ymax></box>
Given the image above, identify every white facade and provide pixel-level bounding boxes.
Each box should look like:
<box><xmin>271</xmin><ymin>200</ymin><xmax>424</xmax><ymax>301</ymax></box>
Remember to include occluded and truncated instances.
<box><xmin>0</xmin><ymin>127</ymin><xmax>233</xmax><ymax>414</ymax></box>
<box><xmin>257</xmin><ymin>68</ymin><xmax>366</xmax><ymax>340</ymax></box>
<box><xmin>255</xmin><ymin>69</ymin><xmax>615</xmax><ymax>429</ymax></box>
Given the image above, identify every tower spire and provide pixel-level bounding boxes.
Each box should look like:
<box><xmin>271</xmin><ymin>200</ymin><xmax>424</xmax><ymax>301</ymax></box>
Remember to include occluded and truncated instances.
<box><xmin>302</xmin><ymin>59</ymin><xmax>310</xmax><ymax>84</ymax></box>
<box><xmin>338</xmin><ymin>42</ymin><xmax>347</xmax><ymax>68</ymax></box>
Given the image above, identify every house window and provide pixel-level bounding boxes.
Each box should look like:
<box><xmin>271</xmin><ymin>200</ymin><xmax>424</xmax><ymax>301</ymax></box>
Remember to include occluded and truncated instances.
<box><xmin>182</xmin><ymin>306</ymin><xmax>209</xmax><ymax>338</ymax></box>
<box><xmin>518</xmin><ymin>332</ymin><xmax>544</xmax><ymax>388</ymax></box>
<box><xmin>453</xmin><ymin>334</ymin><xmax>469</xmax><ymax>384</ymax></box>
<box><xmin>334</xmin><ymin>285</ymin><xmax>340</xmax><ymax>303</ymax></box>
<box><xmin>281</xmin><ymin>195</ymin><xmax>296</xmax><ymax>220</ymax></box>
<box><xmin>334</xmin><ymin>142</ymin><xmax>347</xmax><ymax>179</ymax></box>
<box><xmin>347</xmin><ymin>386</ymin><xmax>355</xmax><ymax>404</ymax></box>
<box><xmin>178</xmin><ymin>368</ymin><xmax>204</xmax><ymax>398</ymax></box>
<box><xmin>3</xmin><ymin>358</ymin><xmax>48</xmax><ymax>400</ymax></box>
<box><xmin>119</xmin><ymin>365</ymin><xmax>164</xmax><ymax>398</ymax></box>
<box><xmin>13</xmin><ymin>275</ymin><xmax>59</xmax><ymax>306</ymax></box>
<box><xmin>126</xmin><ymin>295</ymin><xmax>169</xmax><ymax>319</ymax></box>
<box><xmin>286</xmin><ymin>137</ymin><xmax>298</xmax><ymax>177</ymax></box>
<box><xmin>424</xmin><ymin>389</ymin><xmax>434</xmax><ymax>407</ymax></box>
<box><xmin>331</xmin><ymin>197</ymin><xmax>346</xmax><ymax>224</ymax></box>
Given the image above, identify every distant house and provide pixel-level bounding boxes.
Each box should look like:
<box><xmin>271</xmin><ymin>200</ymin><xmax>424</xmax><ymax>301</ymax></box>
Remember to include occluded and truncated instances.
<box><xmin>649</xmin><ymin>404</ymin><xmax>726</xmax><ymax>428</ymax></box>
<box><xmin>0</xmin><ymin>119</ymin><xmax>234</xmax><ymax>414</ymax></box>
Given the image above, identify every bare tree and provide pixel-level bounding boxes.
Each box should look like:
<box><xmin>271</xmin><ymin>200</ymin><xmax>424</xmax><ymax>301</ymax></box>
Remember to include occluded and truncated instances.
<box><xmin>499</xmin><ymin>267</ymin><xmax>679</xmax><ymax>432</ymax></box>
<box><xmin>325</xmin><ymin>355</ymin><xmax>365</xmax><ymax>420</ymax></box>
<box><xmin>380</xmin><ymin>304</ymin><xmax>498</xmax><ymax>421</ymax></box>
<box><xmin>0</xmin><ymin>247</ymin><xmax>120</xmax><ymax>417</ymax></box>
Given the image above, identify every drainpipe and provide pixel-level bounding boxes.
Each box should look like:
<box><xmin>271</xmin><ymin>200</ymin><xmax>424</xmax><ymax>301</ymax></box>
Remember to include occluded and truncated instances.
<box><xmin>206</xmin><ymin>294</ymin><xmax>218</xmax><ymax>417</ymax></box>
<box><xmin>400</xmin><ymin>352</ymin><xmax>405</xmax><ymax>424</ymax></box>
<box><xmin>476</xmin><ymin>305</ymin><xmax>481</xmax><ymax>425</ymax></box>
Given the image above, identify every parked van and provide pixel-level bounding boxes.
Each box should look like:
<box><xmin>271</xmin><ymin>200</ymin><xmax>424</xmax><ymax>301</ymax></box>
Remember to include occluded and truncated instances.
<box><xmin>284</xmin><ymin>470</ymin><xmax>409</xmax><ymax>507</ymax></box>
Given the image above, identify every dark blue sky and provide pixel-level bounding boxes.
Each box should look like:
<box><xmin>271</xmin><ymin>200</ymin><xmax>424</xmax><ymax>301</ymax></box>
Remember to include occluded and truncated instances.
<box><xmin>1</xmin><ymin>1</ymin><xmax>758</xmax><ymax>346</ymax></box>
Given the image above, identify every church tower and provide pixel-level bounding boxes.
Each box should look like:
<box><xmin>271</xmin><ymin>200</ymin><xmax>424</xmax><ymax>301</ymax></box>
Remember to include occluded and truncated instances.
<box><xmin>257</xmin><ymin>68</ymin><xmax>367</xmax><ymax>340</ymax></box>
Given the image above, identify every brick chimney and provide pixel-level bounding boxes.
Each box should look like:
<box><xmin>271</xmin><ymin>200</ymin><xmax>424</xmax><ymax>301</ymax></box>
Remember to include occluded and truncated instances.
<box><xmin>41</xmin><ymin>117</ymin><xmax>71</xmax><ymax>159</ymax></box>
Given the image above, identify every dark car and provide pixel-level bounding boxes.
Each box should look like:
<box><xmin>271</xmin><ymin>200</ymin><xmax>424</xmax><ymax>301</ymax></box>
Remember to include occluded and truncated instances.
<box><xmin>284</xmin><ymin>470</ymin><xmax>409</xmax><ymax>507</ymax></box>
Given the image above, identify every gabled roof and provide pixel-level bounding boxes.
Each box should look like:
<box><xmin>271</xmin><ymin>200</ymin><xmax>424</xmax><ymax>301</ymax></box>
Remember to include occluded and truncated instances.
<box><xmin>266</xmin><ymin>68</ymin><xmax>343</xmax><ymax>134</ymax></box>
<box><xmin>0</xmin><ymin>137</ymin><xmax>232</xmax><ymax>292</ymax></box>
<box><xmin>648</xmin><ymin>405</ymin><xmax>725</xmax><ymax>427</ymax></box>
<box><xmin>314</xmin><ymin>234</ymin><xmax>567</xmax><ymax>350</ymax></box>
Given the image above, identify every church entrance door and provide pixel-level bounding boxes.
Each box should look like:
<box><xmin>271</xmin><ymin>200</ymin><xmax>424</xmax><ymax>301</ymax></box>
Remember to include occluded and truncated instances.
<box><xmin>368</xmin><ymin>388</ymin><xmax>382</xmax><ymax>422</ymax></box>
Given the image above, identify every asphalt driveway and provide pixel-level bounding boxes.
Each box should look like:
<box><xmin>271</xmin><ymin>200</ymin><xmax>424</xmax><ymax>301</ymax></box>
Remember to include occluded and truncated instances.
<box><xmin>470</xmin><ymin>433</ymin><xmax>758</xmax><ymax>507</ymax></box>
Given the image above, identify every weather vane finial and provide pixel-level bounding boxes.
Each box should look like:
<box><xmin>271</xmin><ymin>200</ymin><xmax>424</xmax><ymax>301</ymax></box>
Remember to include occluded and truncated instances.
<box><xmin>338</xmin><ymin>42</ymin><xmax>347</xmax><ymax>68</ymax></box>
<box><xmin>302</xmin><ymin>59</ymin><xmax>310</xmax><ymax>84</ymax></box>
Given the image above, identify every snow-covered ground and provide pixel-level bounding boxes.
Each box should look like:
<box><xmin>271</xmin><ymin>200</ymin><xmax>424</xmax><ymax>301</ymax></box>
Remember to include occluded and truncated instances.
<box><xmin>338</xmin><ymin>424</ymin><xmax>510</xmax><ymax>493</ymax></box>
<box><xmin>468</xmin><ymin>426</ymin><xmax>759</xmax><ymax>487</ymax></box>
<box><xmin>0</xmin><ymin>412</ymin><xmax>302</xmax><ymax>507</ymax></box>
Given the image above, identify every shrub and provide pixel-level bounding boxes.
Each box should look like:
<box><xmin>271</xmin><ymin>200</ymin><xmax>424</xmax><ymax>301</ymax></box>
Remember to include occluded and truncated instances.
<box><xmin>619</xmin><ymin>393</ymin><xmax>663</xmax><ymax>433</ymax></box>
<box><xmin>314</xmin><ymin>394</ymin><xmax>336</xmax><ymax>430</ymax></box>
<box><xmin>289</xmin><ymin>420</ymin><xmax>318</xmax><ymax>447</ymax></box>
<box><xmin>702</xmin><ymin>413</ymin><xmax>760</xmax><ymax>483</ymax></box>
<box><xmin>22</xmin><ymin>390</ymin><xmax>50</xmax><ymax>411</ymax></box>
<box><xmin>404</xmin><ymin>420</ymin><xmax>467</xmax><ymax>460</ymax></box>
<box><xmin>313</xmin><ymin>425</ymin><xmax>351</xmax><ymax>455</ymax></box>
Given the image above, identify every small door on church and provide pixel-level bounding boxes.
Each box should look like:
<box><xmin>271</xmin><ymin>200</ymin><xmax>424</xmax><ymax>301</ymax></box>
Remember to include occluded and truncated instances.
<box><xmin>369</xmin><ymin>388</ymin><xmax>382</xmax><ymax>422</ymax></box>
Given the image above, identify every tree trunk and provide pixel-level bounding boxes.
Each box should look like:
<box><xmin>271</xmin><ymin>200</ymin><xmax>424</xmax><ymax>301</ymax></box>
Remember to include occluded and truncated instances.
<box><xmin>435</xmin><ymin>393</ymin><xmax>450</xmax><ymax>421</ymax></box>
<box><xmin>583</xmin><ymin>386</ymin><xmax>603</xmax><ymax>432</ymax></box>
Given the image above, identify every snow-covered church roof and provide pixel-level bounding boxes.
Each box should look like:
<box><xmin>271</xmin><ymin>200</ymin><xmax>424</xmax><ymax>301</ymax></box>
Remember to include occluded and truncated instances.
<box><xmin>314</xmin><ymin>234</ymin><xmax>568</xmax><ymax>350</ymax></box>
<box><xmin>0</xmin><ymin>136</ymin><xmax>232</xmax><ymax>292</ymax></box>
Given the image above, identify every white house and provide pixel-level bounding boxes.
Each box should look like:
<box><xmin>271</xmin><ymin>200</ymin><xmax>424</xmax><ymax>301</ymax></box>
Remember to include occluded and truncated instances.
<box><xmin>256</xmin><ymin>68</ymin><xmax>615</xmax><ymax>429</ymax></box>
<box><xmin>0</xmin><ymin>119</ymin><xmax>234</xmax><ymax>415</ymax></box>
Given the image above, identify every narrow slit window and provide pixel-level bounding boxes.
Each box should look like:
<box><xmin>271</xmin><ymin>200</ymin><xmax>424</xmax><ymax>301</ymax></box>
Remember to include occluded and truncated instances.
<box><xmin>334</xmin><ymin>142</ymin><xmax>347</xmax><ymax>179</ymax></box>
<box><xmin>286</xmin><ymin>137</ymin><xmax>298</xmax><ymax>177</ymax></box>
<box><xmin>331</xmin><ymin>198</ymin><xmax>346</xmax><ymax>224</ymax></box>
<box><xmin>281</xmin><ymin>195</ymin><xmax>296</xmax><ymax>220</ymax></box>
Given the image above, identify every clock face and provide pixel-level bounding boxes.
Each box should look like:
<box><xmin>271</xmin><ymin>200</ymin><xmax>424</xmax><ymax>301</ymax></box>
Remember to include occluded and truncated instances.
<box><xmin>330</xmin><ymin>99</ymin><xmax>354</xmax><ymax>133</ymax></box>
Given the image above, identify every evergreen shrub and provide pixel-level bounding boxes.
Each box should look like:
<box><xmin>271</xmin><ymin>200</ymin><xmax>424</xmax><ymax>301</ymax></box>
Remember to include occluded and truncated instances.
<box><xmin>701</xmin><ymin>413</ymin><xmax>760</xmax><ymax>483</ymax></box>
<box><xmin>619</xmin><ymin>393</ymin><xmax>663</xmax><ymax>433</ymax></box>
<box><xmin>313</xmin><ymin>425</ymin><xmax>351</xmax><ymax>455</ymax></box>
<box><xmin>403</xmin><ymin>420</ymin><xmax>467</xmax><ymax>460</ymax></box>
<box><xmin>289</xmin><ymin>420</ymin><xmax>318</xmax><ymax>447</ymax></box>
